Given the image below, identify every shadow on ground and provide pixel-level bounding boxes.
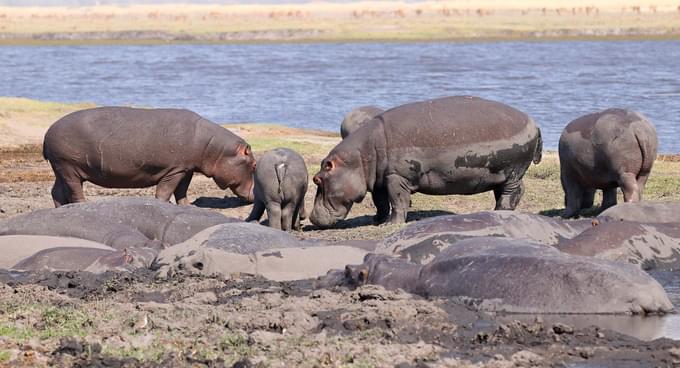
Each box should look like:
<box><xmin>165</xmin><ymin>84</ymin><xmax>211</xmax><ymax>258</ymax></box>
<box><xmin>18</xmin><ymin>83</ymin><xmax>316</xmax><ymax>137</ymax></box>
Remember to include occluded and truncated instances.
<box><xmin>303</xmin><ymin>210</ymin><xmax>455</xmax><ymax>231</ymax></box>
<box><xmin>192</xmin><ymin>196</ymin><xmax>250</xmax><ymax>209</ymax></box>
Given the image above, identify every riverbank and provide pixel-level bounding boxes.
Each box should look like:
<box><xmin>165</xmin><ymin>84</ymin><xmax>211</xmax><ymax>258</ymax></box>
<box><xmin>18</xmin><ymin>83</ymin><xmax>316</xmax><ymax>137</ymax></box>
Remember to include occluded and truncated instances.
<box><xmin>1</xmin><ymin>1</ymin><xmax>680</xmax><ymax>45</ymax></box>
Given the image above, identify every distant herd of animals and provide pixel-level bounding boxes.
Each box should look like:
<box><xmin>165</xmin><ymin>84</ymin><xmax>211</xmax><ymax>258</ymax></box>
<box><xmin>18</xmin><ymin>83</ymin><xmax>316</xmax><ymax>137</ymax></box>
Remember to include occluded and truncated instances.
<box><xmin>41</xmin><ymin>95</ymin><xmax>658</xmax><ymax>230</ymax></box>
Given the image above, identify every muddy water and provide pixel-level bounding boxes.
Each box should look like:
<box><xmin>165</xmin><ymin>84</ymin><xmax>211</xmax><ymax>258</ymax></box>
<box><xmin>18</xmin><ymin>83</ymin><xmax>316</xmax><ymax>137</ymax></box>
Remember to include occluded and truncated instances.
<box><xmin>498</xmin><ymin>271</ymin><xmax>680</xmax><ymax>341</ymax></box>
<box><xmin>1</xmin><ymin>40</ymin><xmax>679</xmax><ymax>152</ymax></box>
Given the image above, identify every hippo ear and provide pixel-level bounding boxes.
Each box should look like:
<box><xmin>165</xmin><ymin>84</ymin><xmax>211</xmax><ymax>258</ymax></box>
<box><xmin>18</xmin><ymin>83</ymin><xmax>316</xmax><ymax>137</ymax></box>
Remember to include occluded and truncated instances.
<box><xmin>358</xmin><ymin>269</ymin><xmax>368</xmax><ymax>283</ymax></box>
<box><xmin>237</xmin><ymin>144</ymin><xmax>251</xmax><ymax>156</ymax></box>
<box><xmin>324</xmin><ymin>160</ymin><xmax>335</xmax><ymax>171</ymax></box>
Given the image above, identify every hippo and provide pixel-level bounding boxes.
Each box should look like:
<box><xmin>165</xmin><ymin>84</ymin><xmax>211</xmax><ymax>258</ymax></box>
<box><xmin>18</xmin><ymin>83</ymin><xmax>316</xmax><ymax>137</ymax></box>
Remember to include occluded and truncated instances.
<box><xmin>598</xmin><ymin>202</ymin><xmax>680</xmax><ymax>224</ymax></box>
<box><xmin>556</xmin><ymin>221</ymin><xmax>680</xmax><ymax>270</ymax></box>
<box><xmin>558</xmin><ymin>108</ymin><xmax>658</xmax><ymax>218</ymax></box>
<box><xmin>0</xmin><ymin>235</ymin><xmax>113</xmax><ymax>269</ymax></box>
<box><xmin>340</xmin><ymin>106</ymin><xmax>384</xmax><ymax>139</ymax></box>
<box><xmin>376</xmin><ymin>211</ymin><xmax>592</xmax><ymax>264</ymax></box>
<box><xmin>156</xmin><ymin>222</ymin><xmax>368</xmax><ymax>281</ymax></box>
<box><xmin>336</xmin><ymin>237</ymin><xmax>672</xmax><ymax>314</ymax></box>
<box><xmin>246</xmin><ymin>148</ymin><xmax>308</xmax><ymax>231</ymax></box>
<box><xmin>43</xmin><ymin>106</ymin><xmax>256</xmax><ymax>207</ymax></box>
<box><xmin>310</xmin><ymin>96</ymin><xmax>543</xmax><ymax>227</ymax></box>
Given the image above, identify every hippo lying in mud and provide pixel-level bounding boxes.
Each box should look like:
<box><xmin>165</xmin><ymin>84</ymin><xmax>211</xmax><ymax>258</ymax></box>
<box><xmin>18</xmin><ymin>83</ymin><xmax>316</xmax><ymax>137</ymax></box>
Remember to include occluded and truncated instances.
<box><xmin>0</xmin><ymin>198</ymin><xmax>236</xmax><ymax>249</ymax></box>
<box><xmin>559</xmin><ymin>108</ymin><xmax>657</xmax><ymax>218</ymax></box>
<box><xmin>246</xmin><ymin>148</ymin><xmax>308</xmax><ymax>231</ymax></box>
<box><xmin>311</xmin><ymin>96</ymin><xmax>543</xmax><ymax>227</ymax></box>
<box><xmin>376</xmin><ymin>211</ymin><xmax>591</xmax><ymax>264</ymax></box>
<box><xmin>598</xmin><ymin>201</ymin><xmax>680</xmax><ymax>224</ymax></box>
<box><xmin>334</xmin><ymin>237</ymin><xmax>672</xmax><ymax>314</ymax></box>
<box><xmin>43</xmin><ymin>107</ymin><xmax>256</xmax><ymax>207</ymax></box>
<box><xmin>557</xmin><ymin>221</ymin><xmax>680</xmax><ymax>270</ymax></box>
<box><xmin>156</xmin><ymin>222</ymin><xmax>368</xmax><ymax>281</ymax></box>
<box><xmin>340</xmin><ymin>106</ymin><xmax>384</xmax><ymax>139</ymax></box>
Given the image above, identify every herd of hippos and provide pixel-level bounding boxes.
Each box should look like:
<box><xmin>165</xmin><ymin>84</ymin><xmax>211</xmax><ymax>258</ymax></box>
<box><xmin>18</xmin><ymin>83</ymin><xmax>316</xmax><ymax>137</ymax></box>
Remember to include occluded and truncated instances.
<box><xmin>2</xmin><ymin>95</ymin><xmax>678</xmax><ymax>315</ymax></box>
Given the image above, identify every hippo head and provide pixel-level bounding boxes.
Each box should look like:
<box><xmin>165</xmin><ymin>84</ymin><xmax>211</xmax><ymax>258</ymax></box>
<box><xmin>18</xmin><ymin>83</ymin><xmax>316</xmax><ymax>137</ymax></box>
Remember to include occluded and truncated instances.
<box><xmin>310</xmin><ymin>150</ymin><xmax>367</xmax><ymax>228</ymax></box>
<box><xmin>211</xmin><ymin>143</ymin><xmax>256</xmax><ymax>202</ymax></box>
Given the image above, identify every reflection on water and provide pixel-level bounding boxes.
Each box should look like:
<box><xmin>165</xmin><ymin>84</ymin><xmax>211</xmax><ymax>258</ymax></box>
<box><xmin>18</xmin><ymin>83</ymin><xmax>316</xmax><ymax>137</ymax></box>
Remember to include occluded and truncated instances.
<box><xmin>1</xmin><ymin>41</ymin><xmax>679</xmax><ymax>152</ymax></box>
<box><xmin>498</xmin><ymin>270</ymin><xmax>680</xmax><ymax>341</ymax></box>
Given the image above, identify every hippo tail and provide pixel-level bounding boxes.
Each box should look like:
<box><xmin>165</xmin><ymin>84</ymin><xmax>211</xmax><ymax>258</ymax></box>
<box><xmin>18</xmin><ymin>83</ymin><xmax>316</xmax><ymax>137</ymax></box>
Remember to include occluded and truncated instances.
<box><xmin>275</xmin><ymin>163</ymin><xmax>287</xmax><ymax>195</ymax></box>
<box><xmin>532</xmin><ymin>128</ymin><xmax>543</xmax><ymax>164</ymax></box>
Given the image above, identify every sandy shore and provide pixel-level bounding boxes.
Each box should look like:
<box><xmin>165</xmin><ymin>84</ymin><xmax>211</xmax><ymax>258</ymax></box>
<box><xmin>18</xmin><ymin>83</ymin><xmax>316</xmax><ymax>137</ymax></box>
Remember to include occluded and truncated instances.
<box><xmin>1</xmin><ymin>1</ymin><xmax>679</xmax><ymax>44</ymax></box>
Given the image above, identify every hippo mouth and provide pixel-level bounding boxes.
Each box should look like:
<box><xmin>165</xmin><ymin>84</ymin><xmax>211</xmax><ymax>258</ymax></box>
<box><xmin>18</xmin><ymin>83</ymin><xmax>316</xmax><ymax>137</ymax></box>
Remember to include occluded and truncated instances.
<box><xmin>231</xmin><ymin>180</ymin><xmax>254</xmax><ymax>202</ymax></box>
<box><xmin>310</xmin><ymin>193</ymin><xmax>353</xmax><ymax>228</ymax></box>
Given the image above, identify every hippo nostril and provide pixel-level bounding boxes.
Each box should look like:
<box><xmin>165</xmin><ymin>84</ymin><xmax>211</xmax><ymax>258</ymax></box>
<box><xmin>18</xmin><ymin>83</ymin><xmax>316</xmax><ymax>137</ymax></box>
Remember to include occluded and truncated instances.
<box><xmin>313</xmin><ymin>175</ymin><xmax>322</xmax><ymax>186</ymax></box>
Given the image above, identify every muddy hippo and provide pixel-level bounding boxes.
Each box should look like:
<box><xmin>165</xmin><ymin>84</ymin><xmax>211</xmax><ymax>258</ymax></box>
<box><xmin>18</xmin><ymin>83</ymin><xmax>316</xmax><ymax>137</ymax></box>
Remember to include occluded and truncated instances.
<box><xmin>246</xmin><ymin>148</ymin><xmax>308</xmax><ymax>231</ymax></box>
<box><xmin>559</xmin><ymin>108</ymin><xmax>658</xmax><ymax>218</ymax></box>
<box><xmin>377</xmin><ymin>211</ymin><xmax>591</xmax><ymax>264</ymax></box>
<box><xmin>311</xmin><ymin>96</ymin><xmax>543</xmax><ymax>227</ymax></box>
<box><xmin>43</xmin><ymin>107</ymin><xmax>256</xmax><ymax>207</ymax></box>
<box><xmin>337</xmin><ymin>237</ymin><xmax>672</xmax><ymax>314</ymax></box>
<box><xmin>556</xmin><ymin>221</ymin><xmax>680</xmax><ymax>270</ymax></box>
<box><xmin>340</xmin><ymin>106</ymin><xmax>384</xmax><ymax>139</ymax></box>
<box><xmin>598</xmin><ymin>202</ymin><xmax>680</xmax><ymax>224</ymax></box>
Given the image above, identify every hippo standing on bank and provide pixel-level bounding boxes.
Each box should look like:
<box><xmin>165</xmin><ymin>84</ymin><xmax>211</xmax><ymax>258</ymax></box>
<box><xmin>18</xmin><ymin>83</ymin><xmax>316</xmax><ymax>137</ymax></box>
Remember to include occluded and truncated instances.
<box><xmin>559</xmin><ymin>108</ymin><xmax>657</xmax><ymax>218</ymax></box>
<box><xmin>246</xmin><ymin>148</ymin><xmax>308</xmax><ymax>231</ymax></box>
<box><xmin>340</xmin><ymin>106</ymin><xmax>384</xmax><ymax>139</ymax></box>
<box><xmin>311</xmin><ymin>96</ymin><xmax>543</xmax><ymax>227</ymax></box>
<box><xmin>43</xmin><ymin>107</ymin><xmax>256</xmax><ymax>207</ymax></box>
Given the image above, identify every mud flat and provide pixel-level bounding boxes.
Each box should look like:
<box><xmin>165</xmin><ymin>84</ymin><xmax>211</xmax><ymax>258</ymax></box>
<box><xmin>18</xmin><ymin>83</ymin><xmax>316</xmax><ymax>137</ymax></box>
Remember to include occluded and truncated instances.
<box><xmin>1</xmin><ymin>98</ymin><xmax>680</xmax><ymax>366</ymax></box>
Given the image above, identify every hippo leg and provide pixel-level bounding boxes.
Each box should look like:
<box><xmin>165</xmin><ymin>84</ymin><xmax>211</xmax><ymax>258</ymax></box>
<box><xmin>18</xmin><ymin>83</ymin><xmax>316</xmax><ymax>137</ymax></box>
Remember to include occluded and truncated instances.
<box><xmin>155</xmin><ymin>172</ymin><xmax>187</xmax><ymax>202</ymax></box>
<box><xmin>618</xmin><ymin>172</ymin><xmax>641</xmax><ymax>202</ymax></box>
<box><xmin>293</xmin><ymin>202</ymin><xmax>303</xmax><ymax>230</ymax></box>
<box><xmin>51</xmin><ymin>175</ymin><xmax>72</xmax><ymax>207</ymax></box>
<box><xmin>173</xmin><ymin>171</ymin><xmax>194</xmax><ymax>206</ymax></box>
<box><xmin>581</xmin><ymin>189</ymin><xmax>596</xmax><ymax>209</ymax></box>
<box><xmin>281</xmin><ymin>203</ymin><xmax>296</xmax><ymax>231</ymax></box>
<box><xmin>386</xmin><ymin>175</ymin><xmax>411</xmax><ymax>224</ymax></box>
<box><xmin>637</xmin><ymin>174</ymin><xmax>650</xmax><ymax>201</ymax></box>
<box><xmin>493</xmin><ymin>180</ymin><xmax>524</xmax><ymax>210</ymax></box>
<box><xmin>265</xmin><ymin>202</ymin><xmax>282</xmax><ymax>230</ymax></box>
<box><xmin>561</xmin><ymin>172</ymin><xmax>583</xmax><ymax>218</ymax></box>
<box><xmin>602</xmin><ymin>188</ymin><xmax>618</xmax><ymax>209</ymax></box>
<box><xmin>245</xmin><ymin>200</ymin><xmax>265</xmax><ymax>223</ymax></box>
<box><xmin>371</xmin><ymin>187</ymin><xmax>391</xmax><ymax>225</ymax></box>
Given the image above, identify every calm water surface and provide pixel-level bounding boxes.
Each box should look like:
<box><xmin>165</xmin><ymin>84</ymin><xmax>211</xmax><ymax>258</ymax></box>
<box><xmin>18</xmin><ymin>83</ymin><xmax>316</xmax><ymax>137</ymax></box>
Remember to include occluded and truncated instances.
<box><xmin>1</xmin><ymin>40</ymin><xmax>679</xmax><ymax>151</ymax></box>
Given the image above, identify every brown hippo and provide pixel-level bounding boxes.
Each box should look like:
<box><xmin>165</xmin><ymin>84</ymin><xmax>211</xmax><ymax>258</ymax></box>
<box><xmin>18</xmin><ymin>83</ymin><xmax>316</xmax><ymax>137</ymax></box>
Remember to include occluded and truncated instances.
<box><xmin>559</xmin><ymin>108</ymin><xmax>658</xmax><ymax>218</ymax></box>
<box><xmin>43</xmin><ymin>106</ymin><xmax>256</xmax><ymax>207</ymax></box>
<box><xmin>335</xmin><ymin>237</ymin><xmax>672</xmax><ymax>314</ymax></box>
<box><xmin>246</xmin><ymin>148</ymin><xmax>308</xmax><ymax>231</ymax></box>
<box><xmin>311</xmin><ymin>96</ymin><xmax>543</xmax><ymax>227</ymax></box>
<box><xmin>598</xmin><ymin>201</ymin><xmax>680</xmax><ymax>224</ymax></box>
<box><xmin>340</xmin><ymin>106</ymin><xmax>384</xmax><ymax>139</ymax></box>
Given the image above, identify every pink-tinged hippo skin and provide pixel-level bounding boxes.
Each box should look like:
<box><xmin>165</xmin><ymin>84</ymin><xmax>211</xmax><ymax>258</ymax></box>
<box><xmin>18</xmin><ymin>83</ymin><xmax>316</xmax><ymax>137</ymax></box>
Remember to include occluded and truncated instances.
<box><xmin>556</xmin><ymin>220</ymin><xmax>680</xmax><ymax>270</ymax></box>
<box><xmin>598</xmin><ymin>201</ymin><xmax>680</xmax><ymax>224</ymax></box>
<box><xmin>310</xmin><ymin>96</ymin><xmax>543</xmax><ymax>227</ymax></box>
<box><xmin>558</xmin><ymin>108</ymin><xmax>658</xmax><ymax>218</ymax></box>
<box><xmin>340</xmin><ymin>106</ymin><xmax>384</xmax><ymax>139</ymax></box>
<box><xmin>43</xmin><ymin>106</ymin><xmax>256</xmax><ymax>207</ymax></box>
<box><xmin>12</xmin><ymin>247</ymin><xmax>153</xmax><ymax>273</ymax></box>
<box><xmin>246</xmin><ymin>148</ymin><xmax>308</xmax><ymax>231</ymax></box>
<box><xmin>335</xmin><ymin>237</ymin><xmax>673</xmax><ymax>314</ymax></box>
<box><xmin>375</xmin><ymin>211</ymin><xmax>592</xmax><ymax>264</ymax></box>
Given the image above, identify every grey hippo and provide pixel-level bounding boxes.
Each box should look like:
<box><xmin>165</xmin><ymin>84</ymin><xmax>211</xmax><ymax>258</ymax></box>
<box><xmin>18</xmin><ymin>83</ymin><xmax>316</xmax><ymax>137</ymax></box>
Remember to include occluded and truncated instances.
<box><xmin>598</xmin><ymin>201</ymin><xmax>680</xmax><ymax>224</ymax></box>
<box><xmin>311</xmin><ymin>96</ymin><xmax>543</xmax><ymax>227</ymax></box>
<box><xmin>246</xmin><ymin>148</ymin><xmax>308</xmax><ymax>231</ymax></box>
<box><xmin>559</xmin><ymin>108</ymin><xmax>657</xmax><ymax>218</ymax></box>
<box><xmin>335</xmin><ymin>237</ymin><xmax>672</xmax><ymax>314</ymax></box>
<box><xmin>43</xmin><ymin>106</ymin><xmax>256</xmax><ymax>206</ymax></box>
<box><xmin>340</xmin><ymin>105</ymin><xmax>384</xmax><ymax>139</ymax></box>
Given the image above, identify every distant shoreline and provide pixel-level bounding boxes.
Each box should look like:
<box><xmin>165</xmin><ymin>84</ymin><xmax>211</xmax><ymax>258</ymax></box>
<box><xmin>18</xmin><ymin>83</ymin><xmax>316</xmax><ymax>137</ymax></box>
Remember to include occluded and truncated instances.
<box><xmin>1</xmin><ymin>1</ymin><xmax>679</xmax><ymax>45</ymax></box>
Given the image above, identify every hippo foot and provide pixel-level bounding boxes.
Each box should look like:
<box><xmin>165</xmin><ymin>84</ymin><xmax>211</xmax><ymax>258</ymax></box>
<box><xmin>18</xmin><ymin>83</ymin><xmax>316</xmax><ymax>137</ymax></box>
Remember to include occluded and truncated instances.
<box><xmin>373</xmin><ymin>214</ymin><xmax>389</xmax><ymax>226</ymax></box>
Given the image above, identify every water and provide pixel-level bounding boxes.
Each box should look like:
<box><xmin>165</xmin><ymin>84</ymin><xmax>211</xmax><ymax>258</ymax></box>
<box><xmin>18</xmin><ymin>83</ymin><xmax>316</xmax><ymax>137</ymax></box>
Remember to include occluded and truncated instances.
<box><xmin>1</xmin><ymin>40</ymin><xmax>679</xmax><ymax>152</ymax></box>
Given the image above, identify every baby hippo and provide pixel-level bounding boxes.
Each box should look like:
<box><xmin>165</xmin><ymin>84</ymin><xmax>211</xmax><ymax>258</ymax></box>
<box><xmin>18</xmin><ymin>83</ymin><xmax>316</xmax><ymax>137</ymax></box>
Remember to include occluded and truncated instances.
<box><xmin>246</xmin><ymin>148</ymin><xmax>308</xmax><ymax>231</ymax></box>
<box><xmin>559</xmin><ymin>108</ymin><xmax>658</xmax><ymax>218</ymax></box>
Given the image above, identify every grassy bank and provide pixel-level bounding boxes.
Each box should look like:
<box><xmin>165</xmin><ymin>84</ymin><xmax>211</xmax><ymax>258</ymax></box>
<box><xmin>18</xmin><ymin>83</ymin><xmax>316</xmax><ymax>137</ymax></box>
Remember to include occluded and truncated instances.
<box><xmin>1</xmin><ymin>1</ymin><xmax>680</xmax><ymax>45</ymax></box>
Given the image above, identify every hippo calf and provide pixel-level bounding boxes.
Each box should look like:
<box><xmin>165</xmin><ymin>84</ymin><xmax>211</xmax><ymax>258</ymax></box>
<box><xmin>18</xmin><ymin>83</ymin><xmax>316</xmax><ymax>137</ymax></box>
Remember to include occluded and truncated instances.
<box><xmin>338</xmin><ymin>237</ymin><xmax>672</xmax><ymax>314</ymax></box>
<box><xmin>43</xmin><ymin>107</ymin><xmax>256</xmax><ymax>207</ymax></box>
<box><xmin>559</xmin><ymin>108</ymin><xmax>657</xmax><ymax>218</ymax></box>
<box><xmin>340</xmin><ymin>106</ymin><xmax>384</xmax><ymax>139</ymax></box>
<box><xmin>311</xmin><ymin>96</ymin><xmax>543</xmax><ymax>226</ymax></box>
<box><xmin>246</xmin><ymin>148</ymin><xmax>308</xmax><ymax>231</ymax></box>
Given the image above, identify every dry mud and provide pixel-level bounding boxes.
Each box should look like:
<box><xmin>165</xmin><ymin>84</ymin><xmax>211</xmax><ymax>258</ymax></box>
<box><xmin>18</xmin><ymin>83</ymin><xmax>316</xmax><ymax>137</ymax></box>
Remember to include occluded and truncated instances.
<box><xmin>1</xmin><ymin>147</ymin><xmax>680</xmax><ymax>367</ymax></box>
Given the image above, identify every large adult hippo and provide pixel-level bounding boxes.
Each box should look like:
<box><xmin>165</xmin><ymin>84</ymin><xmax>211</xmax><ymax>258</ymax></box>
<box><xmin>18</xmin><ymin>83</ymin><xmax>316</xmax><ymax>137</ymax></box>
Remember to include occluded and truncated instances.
<box><xmin>311</xmin><ymin>96</ymin><xmax>543</xmax><ymax>226</ymax></box>
<box><xmin>335</xmin><ymin>237</ymin><xmax>672</xmax><ymax>314</ymax></box>
<box><xmin>340</xmin><ymin>106</ymin><xmax>384</xmax><ymax>139</ymax></box>
<box><xmin>43</xmin><ymin>107</ymin><xmax>256</xmax><ymax>207</ymax></box>
<box><xmin>598</xmin><ymin>202</ymin><xmax>680</xmax><ymax>224</ymax></box>
<box><xmin>376</xmin><ymin>211</ymin><xmax>591</xmax><ymax>264</ymax></box>
<box><xmin>559</xmin><ymin>108</ymin><xmax>658</xmax><ymax>218</ymax></box>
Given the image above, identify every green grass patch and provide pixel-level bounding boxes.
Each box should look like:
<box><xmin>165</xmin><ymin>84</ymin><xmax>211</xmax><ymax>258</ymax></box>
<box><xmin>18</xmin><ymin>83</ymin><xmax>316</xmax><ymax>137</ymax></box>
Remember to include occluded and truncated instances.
<box><xmin>0</xmin><ymin>350</ymin><xmax>11</xmax><ymax>363</ymax></box>
<box><xmin>0</xmin><ymin>97</ymin><xmax>95</xmax><ymax>117</ymax></box>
